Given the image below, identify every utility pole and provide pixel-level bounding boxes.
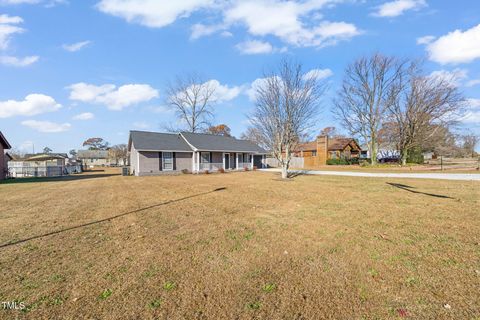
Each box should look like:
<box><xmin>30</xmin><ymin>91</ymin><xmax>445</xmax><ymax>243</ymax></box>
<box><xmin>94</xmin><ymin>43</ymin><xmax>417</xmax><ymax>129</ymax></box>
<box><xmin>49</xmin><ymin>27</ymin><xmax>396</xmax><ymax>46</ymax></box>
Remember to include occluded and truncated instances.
<box><xmin>440</xmin><ymin>155</ymin><xmax>443</xmax><ymax>171</ymax></box>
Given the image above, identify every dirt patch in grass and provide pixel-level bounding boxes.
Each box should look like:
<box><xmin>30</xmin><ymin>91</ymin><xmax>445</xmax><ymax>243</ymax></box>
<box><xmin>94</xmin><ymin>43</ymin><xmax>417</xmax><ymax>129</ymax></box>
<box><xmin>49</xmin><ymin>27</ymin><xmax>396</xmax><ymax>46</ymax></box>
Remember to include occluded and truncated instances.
<box><xmin>0</xmin><ymin>169</ymin><xmax>479</xmax><ymax>319</ymax></box>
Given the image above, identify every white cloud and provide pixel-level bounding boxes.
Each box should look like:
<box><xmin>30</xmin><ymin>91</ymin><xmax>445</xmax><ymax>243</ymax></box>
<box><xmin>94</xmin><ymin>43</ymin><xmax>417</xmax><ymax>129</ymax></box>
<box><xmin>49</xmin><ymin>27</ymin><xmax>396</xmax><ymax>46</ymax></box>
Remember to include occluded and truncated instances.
<box><xmin>190</xmin><ymin>23</ymin><xmax>224</xmax><ymax>40</ymax></box>
<box><xmin>0</xmin><ymin>94</ymin><xmax>61</xmax><ymax>118</ymax></box>
<box><xmin>0</xmin><ymin>55</ymin><xmax>38</xmax><ymax>66</ymax></box>
<box><xmin>0</xmin><ymin>14</ymin><xmax>24</xmax><ymax>50</ymax></box>
<box><xmin>461</xmin><ymin>98</ymin><xmax>480</xmax><ymax>123</ymax></box>
<box><xmin>223</xmin><ymin>1</ymin><xmax>360</xmax><ymax>48</ymax></box>
<box><xmin>96</xmin><ymin>0</ymin><xmax>216</xmax><ymax>28</ymax></box>
<box><xmin>68</xmin><ymin>82</ymin><xmax>159</xmax><ymax>110</ymax></box>
<box><xmin>133</xmin><ymin>121</ymin><xmax>150</xmax><ymax>129</ymax></box>
<box><xmin>428</xmin><ymin>69</ymin><xmax>468</xmax><ymax>87</ymax></box>
<box><xmin>72</xmin><ymin>112</ymin><xmax>94</xmax><ymax>120</ymax></box>
<box><xmin>96</xmin><ymin>0</ymin><xmax>360</xmax><ymax>50</ymax></box>
<box><xmin>416</xmin><ymin>35</ymin><xmax>435</xmax><ymax>45</ymax></box>
<box><xmin>21</xmin><ymin>120</ymin><xmax>71</xmax><ymax>133</ymax></box>
<box><xmin>206</xmin><ymin>79</ymin><xmax>242</xmax><ymax>102</ymax></box>
<box><xmin>373</xmin><ymin>0</ymin><xmax>426</xmax><ymax>17</ymax></box>
<box><xmin>427</xmin><ymin>24</ymin><xmax>480</xmax><ymax>64</ymax></box>
<box><xmin>466</xmin><ymin>79</ymin><xmax>480</xmax><ymax>87</ymax></box>
<box><xmin>62</xmin><ymin>40</ymin><xmax>91</xmax><ymax>52</ymax></box>
<box><xmin>1</xmin><ymin>0</ymin><xmax>70</xmax><ymax>7</ymax></box>
<box><xmin>303</xmin><ymin>68</ymin><xmax>333</xmax><ymax>80</ymax></box>
<box><xmin>235</xmin><ymin>40</ymin><xmax>277</xmax><ymax>55</ymax></box>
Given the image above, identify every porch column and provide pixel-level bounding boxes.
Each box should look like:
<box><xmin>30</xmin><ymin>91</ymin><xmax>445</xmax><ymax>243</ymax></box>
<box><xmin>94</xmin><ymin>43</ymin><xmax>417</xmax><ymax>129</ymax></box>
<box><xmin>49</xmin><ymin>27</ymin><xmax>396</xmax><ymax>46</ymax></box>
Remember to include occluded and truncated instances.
<box><xmin>251</xmin><ymin>153</ymin><xmax>254</xmax><ymax>168</ymax></box>
<box><xmin>236</xmin><ymin>153</ymin><xmax>239</xmax><ymax>170</ymax></box>
<box><xmin>192</xmin><ymin>152</ymin><xmax>196</xmax><ymax>173</ymax></box>
<box><xmin>197</xmin><ymin>152</ymin><xmax>200</xmax><ymax>172</ymax></box>
<box><xmin>222</xmin><ymin>153</ymin><xmax>225</xmax><ymax>169</ymax></box>
<box><xmin>262</xmin><ymin>155</ymin><xmax>266</xmax><ymax>168</ymax></box>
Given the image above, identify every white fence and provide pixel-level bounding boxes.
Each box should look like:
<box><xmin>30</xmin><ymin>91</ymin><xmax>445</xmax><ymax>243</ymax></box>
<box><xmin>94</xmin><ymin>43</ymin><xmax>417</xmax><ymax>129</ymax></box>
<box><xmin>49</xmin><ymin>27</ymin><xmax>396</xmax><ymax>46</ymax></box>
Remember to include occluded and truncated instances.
<box><xmin>265</xmin><ymin>157</ymin><xmax>304</xmax><ymax>168</ymax></box>
<box><xmin>8</xmin><ymin>165</ymin><xmax>82</xmax><ymax>178</ymax></box>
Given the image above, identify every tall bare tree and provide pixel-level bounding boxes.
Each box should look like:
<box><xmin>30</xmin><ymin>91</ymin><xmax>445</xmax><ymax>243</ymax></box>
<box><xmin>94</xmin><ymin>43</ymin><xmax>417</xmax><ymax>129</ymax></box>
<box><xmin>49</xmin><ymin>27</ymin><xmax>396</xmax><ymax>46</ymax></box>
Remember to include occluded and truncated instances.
<box><xmin>249</xmin><ymin>60</ymin><xmax>326</xmax><ymax>179</ymax></box>
<box><xmin>334</xmin><ymin>53</ymin><xmax>406</xmax><ymax>165</ymax></box>
<box><xmin>387</xmin><ymin>65</ymin><xmax>465</xmax><ymax>165</ymax></box>
<box><xmin>109</xmin><ymin>144</ymin><xmax>128</xmax><ymax>165</ymax></box>
<box><xmin>462</xmin><ymin>133</ymin><xmax>479</xmax><ymax>157</ymax></box>
<box><xmin>166</xmin><ymin>74</ymin><xmax>216</xmax><ymax>133</ymax></box>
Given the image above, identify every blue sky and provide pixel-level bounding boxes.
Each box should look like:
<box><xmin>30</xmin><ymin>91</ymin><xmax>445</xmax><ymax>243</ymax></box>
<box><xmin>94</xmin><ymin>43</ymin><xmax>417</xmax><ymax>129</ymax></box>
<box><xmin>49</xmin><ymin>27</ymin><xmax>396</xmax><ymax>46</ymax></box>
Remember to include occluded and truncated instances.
<box><xmin>0</xmin><ymin>0</ymin><xmax>479</xmax><ymax>153</ymax></box>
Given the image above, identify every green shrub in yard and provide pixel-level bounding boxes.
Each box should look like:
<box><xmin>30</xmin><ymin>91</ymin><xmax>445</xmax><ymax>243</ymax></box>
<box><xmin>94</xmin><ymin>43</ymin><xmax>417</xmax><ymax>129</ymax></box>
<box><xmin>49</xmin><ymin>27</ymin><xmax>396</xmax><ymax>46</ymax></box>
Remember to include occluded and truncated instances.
<box><xmin>327</xmin><ymin>158</ymin><xmax>359</xmax><ymax>165</ymax></box>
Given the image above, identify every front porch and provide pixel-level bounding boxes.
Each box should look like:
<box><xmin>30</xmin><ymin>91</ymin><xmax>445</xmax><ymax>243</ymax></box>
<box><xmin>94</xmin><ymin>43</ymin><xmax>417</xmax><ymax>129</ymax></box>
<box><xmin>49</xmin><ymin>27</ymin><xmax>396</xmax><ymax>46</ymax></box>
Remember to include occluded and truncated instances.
<box><xmin>193</xmin><ymin>152</ymin><xmax>265</xmax><ymax>173</ymax></box>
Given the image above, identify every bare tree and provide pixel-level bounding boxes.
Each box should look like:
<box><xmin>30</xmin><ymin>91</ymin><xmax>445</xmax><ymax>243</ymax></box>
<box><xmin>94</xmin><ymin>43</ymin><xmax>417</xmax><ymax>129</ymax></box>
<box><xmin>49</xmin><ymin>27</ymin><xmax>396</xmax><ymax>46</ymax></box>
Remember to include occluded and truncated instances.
<box><xmin>240</xmin><ymin>127</ymin><xmax>268</xmax><ymax>150</ymax></box>
<box><xmin>334</xmin><ymin>53</ymin><xmax>406</xmax><ymax>165</ymax></box>
<box><xmin>387</xmin><ymin>65</ymin><xmax>465</xmax><ymax>165</ymax></box>
<box><xmin>249</xmin><ymin>60</ymin><xmax>326</xmax><ymax>179</ymax></box>
<box><xmin>166</xmin><ymin>74</ymin><xmax>216</xmax><ymax>133</ymax></box>
<box><xmin>109</xmin><ymin>144</ymin><xmax>128</xmax><ymax>165</ymax></box>
<box><xmin>462</xmin><ymin>133</ymin><xmax>479</xmax><ymax>157</ymax></box>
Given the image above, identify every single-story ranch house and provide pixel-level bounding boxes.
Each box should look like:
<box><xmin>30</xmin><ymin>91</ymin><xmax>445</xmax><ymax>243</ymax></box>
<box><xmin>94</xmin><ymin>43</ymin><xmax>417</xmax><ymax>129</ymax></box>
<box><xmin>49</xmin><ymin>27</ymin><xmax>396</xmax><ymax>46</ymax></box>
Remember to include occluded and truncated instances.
<box><xmin>0</xmin><ymin>131</ymin><xmax>11</xmax><ymax>180</ymax></box>
<box><xmin>128</xmin><ymin>131</ymin><xmax>267</xmax><ymax>176</ymax></box>
<box><xmin>294</xmin><ymin>135</ymin><xmax>362</xmax><ymax>166</ymax></box>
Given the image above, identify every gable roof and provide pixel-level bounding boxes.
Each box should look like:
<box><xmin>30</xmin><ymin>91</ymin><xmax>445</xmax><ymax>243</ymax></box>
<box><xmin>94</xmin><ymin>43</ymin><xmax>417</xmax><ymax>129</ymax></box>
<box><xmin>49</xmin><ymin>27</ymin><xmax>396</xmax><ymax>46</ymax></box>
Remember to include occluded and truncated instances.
<box><xmin>129</xmin><ymin>131</ymin><xmax>192</xmax><ymax>152</ymax></box>
<box><xmin>0</xmin><ymin>131</ymin><xmax>11</xmax><ymax>149</ymax></box>
<box><xmin>180</xmin><ymin>132</ymin><xmax>267</xmax><ymax>153</ymax></box>
<box><xmin>128</xmin><ymin>130</ymin><xmax>268</xmax><ymax>154</ymax></box>
<box><xmin>295</xmin><ymin>137</ymin><xmax>362</xmax><ymax>152</ymax></box>
<box><xmin>328</xmin><ymin>138</ymin><xmax>361</xmax><ymax>151</ymax></box>
<box><xmin>77</xmin><ymin>150</ymin><xmax>109</xmax><ymax>159</ymax></box>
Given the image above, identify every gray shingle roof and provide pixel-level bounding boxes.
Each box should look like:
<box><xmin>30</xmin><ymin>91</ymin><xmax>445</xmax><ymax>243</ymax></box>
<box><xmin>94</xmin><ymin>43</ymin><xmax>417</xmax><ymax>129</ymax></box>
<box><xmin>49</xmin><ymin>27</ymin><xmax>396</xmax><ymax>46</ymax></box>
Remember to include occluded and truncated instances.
<box><xmin>180</xmin><ymin>132</ymin><xmax>267</xmax><ymax>153</ymax></box>
<box><xmin>77</xmin><ymin>150</ymin><xmax>109</xmax><ymax>159</ymax></box>
<box><xmin>128</xmin><ymin>130</ymin><xmax>267</xmax><ymax>154</ymax></box>
<box><xmin>0</xmin><ymin>131</ymin><xmax>11</xmax><ymax>149</ymax></box>
<box><xmin>129</xmin><ymin>131</ymin><xmax>192</xmax><ymax>151</ymax></box>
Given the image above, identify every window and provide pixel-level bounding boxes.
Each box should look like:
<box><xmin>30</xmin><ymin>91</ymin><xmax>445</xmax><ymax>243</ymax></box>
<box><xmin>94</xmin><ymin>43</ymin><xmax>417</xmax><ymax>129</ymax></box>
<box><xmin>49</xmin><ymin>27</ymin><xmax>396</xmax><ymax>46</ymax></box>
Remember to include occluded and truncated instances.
<box><xmin>201</xmin><ymin>152</ymin><xmax>210</xmax><ymax>163</ymax></box>
<box><xmin>163</xmin><ymin>152</ymin><xmax>173</xmax><ymax>170</ymax></box>
<box><xmin>243</xmin><ymin>154</ymin><xmax>249</xmax><ymax>162</ymax></box>
<box><xmin>312</xmin><ymin>150</ymin><xmax>317</xmax><ymax>156</ymax></box>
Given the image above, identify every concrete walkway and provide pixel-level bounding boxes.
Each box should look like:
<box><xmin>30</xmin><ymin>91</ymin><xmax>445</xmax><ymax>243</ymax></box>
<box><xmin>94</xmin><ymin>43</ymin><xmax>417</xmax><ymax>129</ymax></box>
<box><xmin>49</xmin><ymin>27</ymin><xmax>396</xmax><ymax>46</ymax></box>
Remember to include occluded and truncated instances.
<box><xmin>259</xmin><ymin>168</ymin><xmax>480</xmax><ymax>181</ymax></box>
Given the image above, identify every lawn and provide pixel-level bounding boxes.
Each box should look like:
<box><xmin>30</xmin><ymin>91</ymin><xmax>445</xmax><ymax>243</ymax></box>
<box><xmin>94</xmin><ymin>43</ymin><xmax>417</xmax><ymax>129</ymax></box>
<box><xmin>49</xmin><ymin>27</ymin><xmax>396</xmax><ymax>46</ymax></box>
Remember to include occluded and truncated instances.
<box><xmin>0</xmin><ymin>169</ymin><xmax>479</xmax><ymax>319</ymax></box>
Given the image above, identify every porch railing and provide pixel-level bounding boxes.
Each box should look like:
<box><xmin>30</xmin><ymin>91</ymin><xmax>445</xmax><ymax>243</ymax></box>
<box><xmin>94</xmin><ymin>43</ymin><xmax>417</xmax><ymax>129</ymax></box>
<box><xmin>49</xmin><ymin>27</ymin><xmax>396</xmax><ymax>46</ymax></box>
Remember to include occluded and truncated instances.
<box><xmin>199</xmin><ymin>162</ymin><xmax>224</xmax><ymax>171</ymax></box>
<box><xmin>237</xmin><ymin>162</ymin><xmax>253</xmax><ymax>170</ymax></box>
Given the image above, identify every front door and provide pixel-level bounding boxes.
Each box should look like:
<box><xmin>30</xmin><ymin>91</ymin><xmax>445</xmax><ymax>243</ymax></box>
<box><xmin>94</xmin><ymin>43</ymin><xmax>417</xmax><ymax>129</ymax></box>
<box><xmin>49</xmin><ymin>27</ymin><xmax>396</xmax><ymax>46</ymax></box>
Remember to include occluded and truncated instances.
<box><xmin>224</xmin><ymin>153</ymin><xmax>230</xmax><ymax>169</ymax></box>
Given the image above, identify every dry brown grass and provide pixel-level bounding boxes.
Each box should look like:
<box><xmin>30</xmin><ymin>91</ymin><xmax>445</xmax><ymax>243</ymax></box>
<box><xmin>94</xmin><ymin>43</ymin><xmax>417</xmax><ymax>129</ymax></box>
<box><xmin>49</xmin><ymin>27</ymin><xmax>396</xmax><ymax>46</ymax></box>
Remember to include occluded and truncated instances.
<box><xmin>0</xmin><ymin>168</ymin><xmax>479</xmax><ymax>319</ymax></box>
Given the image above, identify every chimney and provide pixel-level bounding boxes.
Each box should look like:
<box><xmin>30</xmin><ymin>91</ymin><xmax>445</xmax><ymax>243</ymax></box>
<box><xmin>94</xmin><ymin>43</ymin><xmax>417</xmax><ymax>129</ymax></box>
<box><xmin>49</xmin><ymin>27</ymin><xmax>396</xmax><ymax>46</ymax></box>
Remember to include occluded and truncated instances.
<box><xmin>316</xmin><ymin>135</ymin><xmax>328</xmax><ymax>165</ymax></box>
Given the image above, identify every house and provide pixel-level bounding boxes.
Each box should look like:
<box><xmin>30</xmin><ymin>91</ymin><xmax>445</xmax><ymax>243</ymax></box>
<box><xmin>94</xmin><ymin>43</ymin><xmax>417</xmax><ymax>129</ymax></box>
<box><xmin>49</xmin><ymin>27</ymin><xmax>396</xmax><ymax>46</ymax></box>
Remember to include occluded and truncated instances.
<box><xmin>8</xmin><ymin>153</ymin><xmax>68</xmax><ymax>178</ymax></box>
<box><xmin>128</xmin><ymin>131</ymin><xmax>268</xmax><ymax>176</ymax></box>
<box><xmin>294</xmin><ymin>135</ymin><xmax>362</xmax><ymax>166</ymax></box>
<box><xmin>0</xmin><ymin>131</ymin><xmax>12</xmax><ymax>180</ymax></box>
<box><xmin>77</xmin><ymin>150</ymin><xmax>109</xmax><ymax>167</ymax></box>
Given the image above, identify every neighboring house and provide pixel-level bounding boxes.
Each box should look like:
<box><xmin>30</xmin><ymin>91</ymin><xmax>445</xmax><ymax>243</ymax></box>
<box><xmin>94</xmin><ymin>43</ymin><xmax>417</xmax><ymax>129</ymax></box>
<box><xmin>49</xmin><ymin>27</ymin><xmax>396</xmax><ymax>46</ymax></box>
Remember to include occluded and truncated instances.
<box><xmin>77</xmin><ymin>150</ymin><xmax>109</xmax><ymax>167</ymax></box>
<box><xmin>294</xmin><ymin>135</ymin><xmax>362</xmax><ymax>166</ymax></box>
<box><xmin>9</xmin><ymin>153</ymin><xmax>68</xmax><ymax>178</ymax></box>
<box><xmin>128</xmin><ymin>131</ymin><xmax>268</xmax><ymax>176</ymax></box>
<box><xmin>0</xmin><ymin>131</ymin><xmax>12</xmax><ymax>180</ymax></box>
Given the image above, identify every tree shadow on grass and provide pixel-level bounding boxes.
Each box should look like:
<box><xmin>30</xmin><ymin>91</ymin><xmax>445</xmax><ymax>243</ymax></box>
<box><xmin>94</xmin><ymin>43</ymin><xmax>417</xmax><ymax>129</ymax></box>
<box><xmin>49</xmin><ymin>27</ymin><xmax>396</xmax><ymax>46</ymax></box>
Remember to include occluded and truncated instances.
<box><xmin>0</xmin><ymin>187</ymin><xmax>227</xmax><ymax>249</ymax></box>
<box><xmin>386</xmin><ymin>182</ymin><xmax>454</xmax><ymax>199</ymax></box>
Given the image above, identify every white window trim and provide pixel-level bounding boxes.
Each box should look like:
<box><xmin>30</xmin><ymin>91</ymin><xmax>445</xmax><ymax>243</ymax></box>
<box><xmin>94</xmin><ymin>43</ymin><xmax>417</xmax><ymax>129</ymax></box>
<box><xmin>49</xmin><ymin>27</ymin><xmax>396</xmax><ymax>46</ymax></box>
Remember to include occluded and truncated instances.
<box><xmin>200</xmin><ymin>152</ymin><xmax>210</xmax><ymax>163</ymax></box>
<box><xmin>163</xmin><ymin>151</ymin><xmax>173</xmax><ymax>171</ymax></box>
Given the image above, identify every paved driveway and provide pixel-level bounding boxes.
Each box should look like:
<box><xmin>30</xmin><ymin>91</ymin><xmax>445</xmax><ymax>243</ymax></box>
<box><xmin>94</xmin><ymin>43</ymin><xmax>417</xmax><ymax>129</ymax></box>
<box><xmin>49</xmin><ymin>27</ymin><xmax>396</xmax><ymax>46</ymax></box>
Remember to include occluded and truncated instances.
<box><xmin>259</xmin><ymin>168</ymin><xmax>480</xmax><ymax>181</ymax></box>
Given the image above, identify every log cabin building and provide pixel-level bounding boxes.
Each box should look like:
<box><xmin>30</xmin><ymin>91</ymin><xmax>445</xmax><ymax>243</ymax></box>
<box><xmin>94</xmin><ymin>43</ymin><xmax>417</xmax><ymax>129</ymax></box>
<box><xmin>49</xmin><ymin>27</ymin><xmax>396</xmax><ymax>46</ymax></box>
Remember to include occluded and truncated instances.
<box><xmin>294</xmin><ymin>135</ymin><xmax>362</xmax><ymax>167</ymax></box>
